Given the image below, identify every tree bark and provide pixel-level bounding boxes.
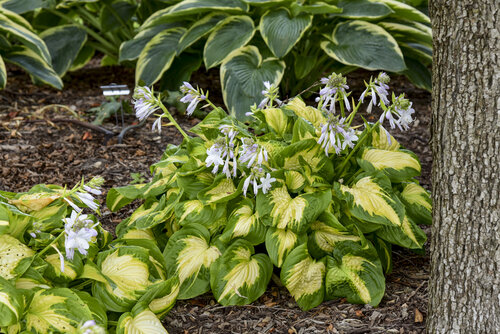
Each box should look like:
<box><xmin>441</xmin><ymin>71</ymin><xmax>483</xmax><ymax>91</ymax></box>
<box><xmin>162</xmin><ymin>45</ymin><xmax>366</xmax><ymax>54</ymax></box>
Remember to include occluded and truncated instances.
<box><xmin>428</xmin><ymin>1</ymin><xmax>499</xmax><ymax>333</ymax></box>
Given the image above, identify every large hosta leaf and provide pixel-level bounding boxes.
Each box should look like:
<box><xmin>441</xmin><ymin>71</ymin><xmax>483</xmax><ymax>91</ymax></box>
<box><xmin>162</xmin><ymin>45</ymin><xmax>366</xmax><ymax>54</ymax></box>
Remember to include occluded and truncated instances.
<box><xmin>136</xmin><ymin>27</ymin><xmax>185</xmax><ymax>86</ymax></box>
<box><xmin>334</xmin><ymin>0</ymin><xmax>393</xmax><ymax>20</ymax></box>
<box><xmin>376</xmin><ymin>215</ymin><xmax>427</xmax><ymax>249</ymax></box>
<box><xmin>399</xmin><ymin>182</ymin><xmax>432</xmax><ymax>225</ymax></box>
<box><xmin>220</xmin><ymin>198</ymin><xmax>266</xmax><ymax>245</ymax></box>
<box><xmin>0</xmin><ymin>234</ymin><xmax>34</xmax><ymax>280</ymax></box>
<box><xmin>0</xmin><ymin>277</ymin><xmax>24</xmax><ymax>326</ymax></box>
<box><xmin>378</xmin><ymin>0</ymin><xmax>430</xmax><ymax>24</ymax></box>
<box><xmin>92</xmin><ymin>246</ymin><xmax>153</xmax><ymax>312</ymax></box>
<box><xmin>177</xmin><ymin>13</ymin><xmax>228</xmax><ymax>55</ymax></box>
<box><xmin>321</xmin><ymin>20</ymin><xmax>406</xmax><ymax>72</ymax></box>
<box><xmin>265</xmin><ymin>227</ymin><xmax>306</xmax><ymax>267</ymax></box>
<box><xmin>357</xmin><ymin>147</ymin><xmax>421</xmax><ymax>182</ymax></box>
<box><xmin>221</xmin><ymin>45</ymin><xmax>285</xmax><ymax>119</ymax></box>
<box><xmin>260</xmin><ymin>8</ymin><xmax>312</xmax><ymax>58</ymax></box>
<box><xmin>25</xmin><ymin>288</ymin><xmax>94</xmax><ymax>333</ymax></box>
<box><xmin>210</xmin><ymin>239</ymin><xmax>272</xmax><ymax>305</ymax></box>
<box><xmin>325</xmin><ymin>239</ymin><xmax>385</xmax><ymax>306</ymax></box>
<box><xmin>281</xmin><ymin>243</ymin><xmax>326</xmax><ymax>311</ymax></box>
<box><xmin>117</xmin><ymin>305</ymin><xmax>167</xmax><ymax>334</ymax></box>
<box><xmin>204</xmin><ymin>15</ymin><xmax>255</xmax><ymax>69</ymax></box>
<box><xmin>335</xmin><ymin>172</ymin><xmax>405</xmax><ymax>227</ymax></box>
<box><xmin>257</xmin><ymin>182</ymin><xmax>331</xmax><ymax>234</ymax></box>
<box><xmin>307</xmin><ymin>211</ymin><xmax>361</xmax><ymax>259</ymax></box>
<box><xmin>40</xmin><ymin>25</ymin><xmax>87</xmax><ymax>77</ymax></box>
<box><xmin>163</xmin><ymin>224</ymin><xmax>222</xmax><ymax>299</ymax></box>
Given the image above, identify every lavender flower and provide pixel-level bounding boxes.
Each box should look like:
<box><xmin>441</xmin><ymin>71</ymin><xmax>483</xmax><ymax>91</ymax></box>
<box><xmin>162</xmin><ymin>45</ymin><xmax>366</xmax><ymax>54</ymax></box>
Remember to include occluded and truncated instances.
<box><xmin>239</xmin><ymin>138</ymin><xmax>268</xmax><ymax>168</ymax></box>
<box><xmin>205</xmin><ymin>125</ymin><xmax>239</xmax><ymax>178</ymax></box>
<box><xmin>133</xmin><ymin>86</ymin><xmax>159</xmax><ymax>121</ymax></box>
<box><xmin>359</xmin><ymin>72</ymin><xmax>390</xmax><ymax>113</ymax></box>
<box><xmin>379</xmin><ymin>94</ymin><xmax>415</xmax><ymax>131</ymax></box>
<box><xmin>242</xmin><ymin>167</ymin><xmax>262</xmax><ymax>197</ymax></box>
<box><xmin>259</xmin><ymin>173</ymin><xmax>276</xmax><ymax>194</ymax></box>
<box><xmin>75</xmin><ymin>192</ymin><xmax>99</xmax><ymax>212</ymax></box>
<box><xmin>316</xmin><ymin>73</ymin><xmax>351</xmax><ymax>113</ymax></box>
<box><xmin>317</xmin><ymin>116</ymin><xmax>358</xmax><ymax>156</ymax></box>
<box><xmin>63</xmin><ymin>211</ymin><xmax>98</xmax><ymax>260</ymax></box>
<box><xmin>180</xmin><ymin>82</ymin><xmax>206</xmax><ymax>116</ymax></box>
<box><xmin>258</xmin><ymin>81</ymin><xmax>281</xmax><ymax>109</ymax></box>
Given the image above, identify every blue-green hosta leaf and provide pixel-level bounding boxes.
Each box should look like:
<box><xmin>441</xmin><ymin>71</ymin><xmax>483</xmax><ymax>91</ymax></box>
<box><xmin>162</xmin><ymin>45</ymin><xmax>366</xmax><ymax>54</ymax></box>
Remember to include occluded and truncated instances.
<box><xmin>281</xmin><ymin>243</ymin><xmax>326</xmax><ymax>311</ymax></box>
<box><xmin>0</xmin><ymin>56</ymin><xmax>6</xmax><ymax>89</ymax></box>
<box><xmin>321</xmin><ymin>20</ymin><xmax>406</xmax><ymax>72</ymax></box>
<box><xmin>204</xmin><ymin>15</ymin><xmax>255</xmax><ymax>69</ymax></box>
<box><xmin>378</xmin><ymin>21</ymin><xmax>432</xmax><ymax>45</ymax></box>
<box><xmin>99</xmin><ymin>1</ymin><xmax>136</xmax><ymax>33</ymax></box>
<box><xmin>307</xmin><ymin>211</ymin><xmax>361</xmax><ymax>259</ymax></box>
<box><xmin>399</xmin><ymin>182</ymin><xmax>432</xmax><ymax>225</ymax></box>
<box><xmin>40</xmin><ymin>25</ymin><xmax>87</xmax><ymax>77</ymax></box>
<box><xmin>120</xmin><ymin>23</ymin><xmax>183</xmax><ymax>62</ymax></box>
<box><xmin>289</xmin><ymin>1</ymin><xmax>342</xmax><ymax>15</ymax></box>
<box><xmin>4</xmin><ymin>46</ymin><xmax>62</xmax><ymax>89</ymax></box>
<box><xmin>334</xmin><ymin>0</ymin><xmax>393</xmax><ymax>20</ymax></box>
<box><xmin>0</xmin><ymin>277</ymin><xmax>24</xmax><ymax>326</ymax></box>
<box><xmin>1</xmin><ymin>0</ymin><xmax>50</xmax><ymax>14</ymax></box>
<box><xmin>335</xmin><ymin>172</ymin><xmax>405</xmax><ymax>227</ymax></box>
<box><xmin>68</xmin><ymin>45</ymin><xmax>94</xmax><ymax>71</ymax></box>
<box><xmin>163</xmin><ymin>224</ymin><xmax>222</xmax><ymax>299</ymax></box>
<box><xmin>220</xmin><ymin>198</ymin><xmax>266</xmax><ymax>245</ymax></box>
<box><xmin>0</xmin><ymin>234</ymin><xmax>34</xmax><ymax>280</ymax></box>
<box><xmin>198</xmin><ymin>175</ymin><xmax>240</xmax><ymax>204</ymax></box>
<box><xmin>325</xmin><ymin>239</ymin><xmax>385</xmax><ymax>306</ymax></box>
<box><xmin>221</xmin><ymin>45</ymin><xmax>285</xmax><ymax>120</ymax></box>
<box><xmin>92</xmin><ymin>246</ymin><xmax>154</xmax><ymax>312</ymax></box>
<box><xmin>285</xmin><ymin>97</ymin><xmax>326</xmax><ymax>127</ymax></box>
<box><xmin>371</xmin><ymin>125</ymin><xmax>400</xmax><ymax>151</ymax></box>
<box><xmin>24</xmin><ymin>288</ymin><xmax>95</xmax><ymax>333</ymax></box>
<box><xmin>257</xmin><ymin>182</ymin><xmax>331</xmax><ymax>234</ymax></box>
<box><xmin>376</xmin><ymin>215</ymin><xmax>427</xmax><ymax>249</ymax></box>
<box><xmin>0</xmin><ymin>11</ymin><xmax>51</xmax><ymax>63</ymax></box>
<box><xmin>265</xmin><ymin>227</ymin><xmax>306</xmax><ymax>267</ymax></box>
<box><xmin>177</xmin><ymin>13</ymin><xmax>229</xmax><ymax>55</ymax></box>
<box><xmin>378</xmin><ymin>0</ymin><xmax>430</xmax><ymax>24</ymax></box>
<box><xmin>136</xmin><ymin>27</ymin><xmax>186</xmax><ymax>86</ymax></box>
<box><xmin>357</xmin><ymin>147</ymin><xmax>421</xmax><ymax>182</ymax></box>
<box><xmin>260</xmin><ymin>8</ymin><xmax>312</xmax><ymax>58</ymax></box>
<box><xmin>117</xmin><ymin>305</ymin><xmax>168</xmax><ymax>334</ymax></box>
<box><xmin>210</xmin><ymin>239</ymin><xmax>272</xmax><ymax>305</ymax></box>
<box><xmin>402</xmin><ymin>56</ymin><xmax>432</xmax><ymax>91</ymax></box>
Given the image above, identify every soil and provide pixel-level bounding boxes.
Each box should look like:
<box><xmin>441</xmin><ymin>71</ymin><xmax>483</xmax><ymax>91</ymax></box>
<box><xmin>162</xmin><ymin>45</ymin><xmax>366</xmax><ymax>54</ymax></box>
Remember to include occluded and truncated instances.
<box><xmin>0</xmin><ymin>62</ymin><xmax>431</xmax><ymax>334</ymax></box>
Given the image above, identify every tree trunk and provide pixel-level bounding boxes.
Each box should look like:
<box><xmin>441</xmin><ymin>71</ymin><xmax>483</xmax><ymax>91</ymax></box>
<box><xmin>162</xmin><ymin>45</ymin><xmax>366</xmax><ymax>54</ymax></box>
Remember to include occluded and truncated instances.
<box><xmin>428</xmin><ymin>1</ymin><xmax>499</xmax><ymax>333</ymax></box>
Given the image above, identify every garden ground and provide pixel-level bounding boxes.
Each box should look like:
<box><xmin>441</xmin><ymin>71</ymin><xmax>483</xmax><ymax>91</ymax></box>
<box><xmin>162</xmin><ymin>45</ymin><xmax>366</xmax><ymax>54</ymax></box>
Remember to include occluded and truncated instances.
<box><xmin>0</xmin><ymin>62</ymin><xmax>431</xmax><ymax>334</ymax></box>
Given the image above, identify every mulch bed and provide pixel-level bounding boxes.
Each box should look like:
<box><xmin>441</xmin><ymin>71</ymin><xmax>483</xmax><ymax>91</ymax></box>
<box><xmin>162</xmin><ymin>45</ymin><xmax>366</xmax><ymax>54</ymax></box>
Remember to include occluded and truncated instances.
<box><xmin>0</xmin><ymin>62</ymin><xmax>431</xmax><ymax>334</ymax></box>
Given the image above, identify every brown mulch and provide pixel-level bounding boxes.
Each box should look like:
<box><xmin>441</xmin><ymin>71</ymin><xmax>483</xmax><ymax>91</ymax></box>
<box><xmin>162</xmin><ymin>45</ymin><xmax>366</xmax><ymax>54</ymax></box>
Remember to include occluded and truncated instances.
<box><xmin>0</xmin><ymin>62</ymin><xmax>431</xmax><ymax>334</ymax></box>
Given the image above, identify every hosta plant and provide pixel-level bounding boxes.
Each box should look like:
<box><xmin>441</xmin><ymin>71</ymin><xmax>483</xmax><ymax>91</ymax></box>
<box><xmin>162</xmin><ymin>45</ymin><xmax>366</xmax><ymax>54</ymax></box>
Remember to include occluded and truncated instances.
<box><xmin>107</xmin><ymin>71</ymin><xmax>432</xmax><ymax>311</ymax></box>
<box><xmin>129</xmin><ymin>0</ymin><xmax>432</xmax><ymax>119</ymax></box>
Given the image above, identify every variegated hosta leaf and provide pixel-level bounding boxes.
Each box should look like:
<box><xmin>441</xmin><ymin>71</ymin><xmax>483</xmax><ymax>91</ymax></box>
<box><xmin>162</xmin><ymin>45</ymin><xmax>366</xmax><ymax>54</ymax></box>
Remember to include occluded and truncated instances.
<box><xmin>285</xmin><ymin>97</ymin><xmax>326</xmax><ymax>127</ymax></box>
<box><xmin>375</xmin><ymin>215</ymin><xmax>427</xmax><ymax>249</ymax></box>
<box><xmin>371</xmin><ymin>125</ymin><xmax>400</xmax><ymax>151</ymax></box>
<box><xmin>370</xmin><ymin>236</ymin><xmax>393</xmax><ymax>274</ymax></box>
<box><xmin>399</xmin><ymin>182</ymin><xmax>432</xmax><ymax>225</ymax></box>
<box><xmin>307</xmin><ymin>212</ymin><xmax>361</xmax><ymax>259</ymax></box>
<box><xmin>335</xmin><ymin>172</ymin><xmax>405</xmax><ymax>227</ymax></box>
<box><xmin>25</xmin><ymin>288</ymin><xmax>94</xmax><ymax>334</ymax></box>
<box><xmin>260</xmin><ymin>8</ymin><xmax>312</xmax><ymax>58</ymax></box>
<box><xmin>265</xmin><ymin>227</ymin><xmax>306</xmax><ymax>267</ymax></box>
<box><xmin>210</xmin><ymin>239</ymin><xmax>272</xmax><ymax>305</ymax></box>
<box><xmin>44</xmin><ymin>252</ymin><xmax>83</xmax><ymax>283</ymax></box>
<box><xmin>257</xmin><ymin>181</ymin><xmax>331</xmax><ymax>234</ymax></box>
<box><xmin>75</xmin><ymin>290</ymin><xmax>108</xmax><ymax>329</ymax></box>
<box><xmin>325</xmin><ymin>239</ymin><xmax>385</xmax><ymax>306</ymax></box>
<box><xmin>257</xmin><ymin>107</ymin><xmax>290</xmax><ymax>138</ymax></box>
<box><xmin>106</xmin><ymin>183</ymin><xmax>145</xmax><ymax>212</ymax></box>
<box><xmin>292</xmin><ymin>117</ymin><xmax>316</xmax><ymax>143</ymax></box>
<box><xmin>163</xmin><ymin>224</ymin><xmax>222</xmax><ymax>299</ymax></box>
<box><xmin>189</xmin><ymin>108</ymin><xmax>228</xmax><ymax>141</ymax></box>
<box><xmin>92</xmin><ymin>246</ymin><xmax>153</xmax><ymax>312</ymax></box>
<box><xmin>220</xmin><ymin>198</ymin><xmax>266</xmax><ymax>245</ymax></box>
<box><xmin>0</xmin><ymin>277</ymin><xmax>24</xmax><ymax>327</ymax></box>
<box><xmin>9</xmin><ymin>192</ymin><xmax>60</xmax><ymax>212</ymax></box>
<box><xmin>284</xmin><ymin>171</ymin><xmax>306</xmax><ymax>193</ymax></box>
<box><xmin>280</xmin><ymin>243</ymin><xmax>326</xmax><ymax>311</ymax></box>
<box><xmin>117</xmin><ymin>306</ymin><xmax>167</xmax><ymax>334</ymax></box>
<box><xmin>275</xmin><ymin>139</ymin><xmax>326</xmax><ymax>172</ymax></box>
<box><xmin>358</xmin><ymin>147</ymin><xmax>421</xmax><ymax>182</ymax></box>
<box><xmin>0</xmin><ymin>234</ymin><xmax>34</xmax><ymax>280</ymax></box>
<box><xmin>145</xmin><ymin>277</ymin><xmax>180</xmax><ymax>317</ymax></box>
<box><xmin>174</xmin><ymin>200</ymin><xmax>226</xmax><ymax>233</ymax></box>
<box><xmin>198</xmin><ymin>175</ymin><xmax>240</xmax><ymax>204</ymax></box>
<box><xmin>116</xmin><ymin>199</ymin><xmax>162</xmax><ymax>238</ymax></box>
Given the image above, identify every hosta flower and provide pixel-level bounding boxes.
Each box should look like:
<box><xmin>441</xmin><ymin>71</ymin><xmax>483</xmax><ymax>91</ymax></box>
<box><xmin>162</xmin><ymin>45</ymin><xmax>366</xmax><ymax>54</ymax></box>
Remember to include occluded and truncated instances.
<box><xmin>359</xmin><ymin>72</ymin><xmax>390</xmax><ymax>113</ymax></box>
<box><xmin>379</xmin><ymin>94</ymin><xmax>415</xmax><ymax>131</ymax></box>
<box><xmin>77</xmin><ymin>320</ymin><xmax>105</xmax><ymax>334</ymax></box>
<box><xmin>180</xmin><ymin>81</ymin><xmax>206</xmax><ymax>116</ymax></box>
<box><xmin>63</xmin><ymin>211</ymin><xmax>98</xmax><ymax>260</ymax></box>
<box><xmin>260</xmin><ymin>173</ymin><xmax>276</xmax><ymax>194</ymax></box>
<box><xmin>242</xmin><ymin>167</ymin><xmax>261</xmax><ymax>197</ymax></box>
<box><xmin>133</xmin><ymin>86</ymin><xmax>159</xmax><ymax>121</ymax></box>
<box><xmin>205</xmin><ymin>126</ymin><xmax>239</xmax><ymax>178</ymax></box>
<box><xmin>258</xmin><ymin>81</ymin><xmax>281</xmax><ymax>109</ymax></box>
<box><xmin>316</xmin><ymin>73</ymin><xmax>351</xmax><ymax>113</ymax></box>
<box><xmin>239</xmin><ymin>138</ymin><xmax>268</xmax><ymax>168</ymax></box>
<box><xmin>75</xmin><ymin>192</ymin><xmax>99</xmax><ymax>212</ymax></box>
<box><xmin>318</xmin><ymin>116</ymin><xmax>358</xmax><ymax>156</ymax></box>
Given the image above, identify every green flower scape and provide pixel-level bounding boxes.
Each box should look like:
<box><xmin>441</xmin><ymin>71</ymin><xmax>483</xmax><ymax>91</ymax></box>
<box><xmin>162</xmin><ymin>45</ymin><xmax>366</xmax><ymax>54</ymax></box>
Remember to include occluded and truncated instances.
<box><xmin>0</xmin><ymin>71</ymin><xmax>432</xmax><ymax>333</ymax></box>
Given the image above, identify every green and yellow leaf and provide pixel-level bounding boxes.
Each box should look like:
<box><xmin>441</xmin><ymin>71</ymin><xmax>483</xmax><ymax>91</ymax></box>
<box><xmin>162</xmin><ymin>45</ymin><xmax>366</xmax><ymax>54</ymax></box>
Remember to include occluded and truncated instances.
<box><xmin>265</xmin><ymin>227</ymin><xmax>306</xmax><ymax>267</ymax></box>
<box><xmin>358</xmin><ymin>147</ymin><xmax>421</xmax><ymax>182</ymax></box>
<box><xmin>0</xmin><ymin>234</ymin><xmax>34</xmax><ymax>280</ymax></box>
<box><xmin>0</xmin><ymin>277</ymin><xmax>24</xmax><ymax>327</ymax></box>
<box><xmin>399</xmin><ymin>182</ymin><xmax>432</xmax><ymax>225</ymax></box>
<box><xmin>220</xmin><ymin>198</ymin><xmax>266</xmax><ymax>245</ymax></box>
